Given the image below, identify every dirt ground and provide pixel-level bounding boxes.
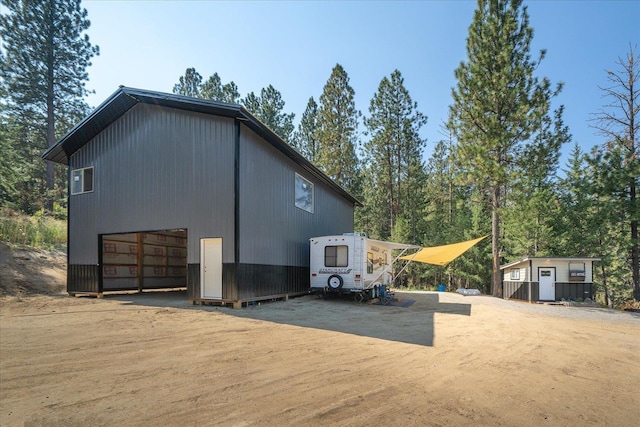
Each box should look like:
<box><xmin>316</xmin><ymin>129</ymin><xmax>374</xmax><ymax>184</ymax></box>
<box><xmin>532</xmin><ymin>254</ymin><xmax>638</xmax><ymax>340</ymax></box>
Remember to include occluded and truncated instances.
<box><xmin>1</xmin><ymin>243</ymin><xmax>639</xmax><ymax>426</ymax></box>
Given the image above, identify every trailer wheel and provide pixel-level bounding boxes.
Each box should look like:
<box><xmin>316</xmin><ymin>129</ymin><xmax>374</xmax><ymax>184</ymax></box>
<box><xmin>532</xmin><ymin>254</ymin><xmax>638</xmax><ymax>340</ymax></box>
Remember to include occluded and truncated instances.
<box><xmin>327</xmin><ymin>274</ymin><xmax>343</xmax><ymax>290</ymax></box>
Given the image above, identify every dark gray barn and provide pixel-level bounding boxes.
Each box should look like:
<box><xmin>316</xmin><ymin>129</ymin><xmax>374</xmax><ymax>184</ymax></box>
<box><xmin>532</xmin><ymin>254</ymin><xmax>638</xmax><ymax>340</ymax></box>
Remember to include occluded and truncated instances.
<box><xmin>43</xmin><ymin>87</ymin><xmax>358</xmax><ymax>306</ymax></box>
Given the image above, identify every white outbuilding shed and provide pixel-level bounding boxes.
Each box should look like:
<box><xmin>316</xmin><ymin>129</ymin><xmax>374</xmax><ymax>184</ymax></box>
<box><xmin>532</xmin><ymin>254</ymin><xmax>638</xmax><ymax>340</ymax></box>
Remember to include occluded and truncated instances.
<box><xmin>501</xmin><ymin>257</ymin><xmax>600</xmax><ymax>302</ymax></box>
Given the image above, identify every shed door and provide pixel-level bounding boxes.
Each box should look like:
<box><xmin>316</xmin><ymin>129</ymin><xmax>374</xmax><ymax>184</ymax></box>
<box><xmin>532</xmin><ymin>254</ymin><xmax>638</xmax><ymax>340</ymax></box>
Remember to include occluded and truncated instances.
<box><xmin>201</xmin><ymin>238</ymin><xmax>222</xmax><ymax>299</ymax></box>
<box><xmin>539</xmin><ymin>268</ymin><xmax>555</xmax><ymax>301</ymax></box>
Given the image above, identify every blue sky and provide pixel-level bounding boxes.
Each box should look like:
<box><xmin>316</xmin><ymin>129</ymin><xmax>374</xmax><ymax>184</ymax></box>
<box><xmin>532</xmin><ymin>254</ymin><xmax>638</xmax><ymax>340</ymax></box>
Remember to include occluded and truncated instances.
<box><xmin>82</xmin><ymin>0</ymin><xmax>639</xmax><ymax>168</ymax></box>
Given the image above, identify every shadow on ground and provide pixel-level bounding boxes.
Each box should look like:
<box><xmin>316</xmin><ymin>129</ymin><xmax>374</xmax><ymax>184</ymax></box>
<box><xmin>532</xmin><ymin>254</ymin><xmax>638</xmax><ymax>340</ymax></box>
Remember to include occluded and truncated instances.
<box><xmin>108</xmin><ymin>290</ymin><xmax>471</xmax><ymax>347</ymax></box>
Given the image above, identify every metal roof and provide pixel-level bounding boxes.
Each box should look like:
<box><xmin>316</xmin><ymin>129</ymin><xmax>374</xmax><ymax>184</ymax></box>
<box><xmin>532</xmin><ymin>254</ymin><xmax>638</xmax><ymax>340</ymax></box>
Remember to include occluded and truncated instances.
<box><xmin>42</xmin><ymin>86</ymin><xmax>361</xmax><ymax>206</ymax></box>
<box><xmin>500</xmin><ymin>257</ymin><xmax>601</xmax><ymax>270</ymax></box>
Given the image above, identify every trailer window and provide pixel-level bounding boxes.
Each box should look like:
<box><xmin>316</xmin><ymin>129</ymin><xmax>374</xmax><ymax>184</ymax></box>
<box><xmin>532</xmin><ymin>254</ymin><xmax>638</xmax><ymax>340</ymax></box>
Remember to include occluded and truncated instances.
<box><xmin>325</xmin><ymin>245</ymin><xmax>348</xmax><ymax>267</ymax></box>
<box><xmin>367</xmin><ymin>252</ymin><xmax>374</xmax><ymax>274</ymax></box>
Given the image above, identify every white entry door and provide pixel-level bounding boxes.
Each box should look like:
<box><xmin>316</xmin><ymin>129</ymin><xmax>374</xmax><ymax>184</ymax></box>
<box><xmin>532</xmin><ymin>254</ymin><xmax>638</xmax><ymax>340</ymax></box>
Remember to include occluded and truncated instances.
<box><xmin>539</xmin><ymin>268</ymin><xmax>555</xmax><ymax>301</ymax></box>
<box><xmin>201</xmin><ymin>238</ymin><xmax>222</xmax><ymax>299</ymax></box>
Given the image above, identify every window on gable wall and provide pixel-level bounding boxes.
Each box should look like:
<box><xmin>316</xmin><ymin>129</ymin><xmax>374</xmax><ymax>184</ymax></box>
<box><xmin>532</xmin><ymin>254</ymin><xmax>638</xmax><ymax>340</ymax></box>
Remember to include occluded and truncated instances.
<box><xmin>295</xmin><ymin>173</ymin><xmax>313</xmax><ymax>213</ymax></box>
<box><xmin>71</xmin><ymin>167</ymin><xmax>94</xmax><ymax>195</ymax></box>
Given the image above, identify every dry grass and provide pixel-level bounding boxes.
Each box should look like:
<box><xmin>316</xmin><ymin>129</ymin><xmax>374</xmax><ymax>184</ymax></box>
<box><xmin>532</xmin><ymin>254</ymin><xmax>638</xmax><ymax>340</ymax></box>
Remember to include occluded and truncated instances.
<box><xmin>0</xmin><ymin>208</ymin><xmax>66</xmax><ymax>249</ymax></box>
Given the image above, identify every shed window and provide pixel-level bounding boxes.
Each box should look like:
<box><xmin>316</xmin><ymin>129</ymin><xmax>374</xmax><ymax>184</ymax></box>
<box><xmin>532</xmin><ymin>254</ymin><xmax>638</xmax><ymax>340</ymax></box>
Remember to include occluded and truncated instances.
<box><xmin>510</xmin><ymin>268</ymin><xmax>520</xmax><ymax>280</ymax></box>
<box><xmin>325</xmin><ymin>245</ymin><xmax>348</xmax><ymax>267</ymax></box>
<box><xmin>295</xmin><ymin>173</ymin><xmax>314</xmax><ymax>213</ymax></box>
<box><xmin>569</xmin><ymin>262</ymin><xmax>586</xmax><ymax>282</ymax></box>
<box><xmin>71</xmin><ymin>167</ymin><xmax>94</xmax><ymax>195</ymax></box>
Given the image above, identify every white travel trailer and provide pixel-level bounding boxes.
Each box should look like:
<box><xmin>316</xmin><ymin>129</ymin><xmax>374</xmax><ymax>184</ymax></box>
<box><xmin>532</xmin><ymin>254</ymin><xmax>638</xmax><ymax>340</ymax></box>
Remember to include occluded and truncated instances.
<box><xmin>309</xmin><ymin>234</ymin><xmax>419</xmax><ymax>300</ymax></box>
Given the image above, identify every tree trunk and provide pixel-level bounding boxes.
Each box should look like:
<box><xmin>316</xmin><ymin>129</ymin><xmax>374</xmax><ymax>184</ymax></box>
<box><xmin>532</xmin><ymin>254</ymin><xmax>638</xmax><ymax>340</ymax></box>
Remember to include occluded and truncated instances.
<box><xmin>492</xmin><ymin>184</ymin><xmax>502</xmax><ymax>297</ymax></box>
<box><xmin>45</xmin><ymin>0</ymin><xmax>55</xmax><ymax>212</ymax></box>
<box><xmin>600</xmin><ymin>257</ymin><xmax>610</xmax><ymax>307</ymax></box>
<box><xmin>631</xmin><ymin>178</ymin><xmax>639</xmax><ymax>300</ymax></box>
<box><xmin>45</xmin><ymin>92</ymin><xmax>55</xmax><ymax>211</ymax></box>
<box><xmin>628</xmin><ymin>53</ymin><xmax>639</xmax><ymax>301</ymax></box>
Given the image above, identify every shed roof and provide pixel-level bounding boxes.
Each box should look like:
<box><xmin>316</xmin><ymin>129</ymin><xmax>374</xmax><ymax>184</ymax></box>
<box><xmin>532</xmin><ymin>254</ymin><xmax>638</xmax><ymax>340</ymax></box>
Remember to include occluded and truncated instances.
<box><xmin>42</xmin><ymin>86</ymin><xmax>361</xmax><ymax>206</ymax></box>
<box><xmin>500</xmin><ymin>257</ymin><xmax>601</xmax><ymax>270</ymax></box>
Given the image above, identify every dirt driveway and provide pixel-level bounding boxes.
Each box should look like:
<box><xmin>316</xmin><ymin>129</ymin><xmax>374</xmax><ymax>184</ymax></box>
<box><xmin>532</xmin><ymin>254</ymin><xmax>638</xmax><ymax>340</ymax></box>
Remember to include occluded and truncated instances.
<box><xmin>1</xmin><ymin>290</ymin><xmax>639</xmax><ymax>426</ymax></box>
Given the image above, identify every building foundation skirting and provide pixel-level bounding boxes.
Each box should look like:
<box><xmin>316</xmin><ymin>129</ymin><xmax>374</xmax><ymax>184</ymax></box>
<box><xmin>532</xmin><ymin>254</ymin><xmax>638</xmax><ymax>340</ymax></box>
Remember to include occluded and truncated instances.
<box><xmin>555</xmin><ymin>282</ymin><xmax>593</xmax><ymax>301</ymax></box>
<box><xmin>503</xmin><ymin>281</ymin><xmax>594</xmax><ymax>302</ymax></box>
<box><xmin>187</xmin><ymin>263</ymin><xmax>309</xmax><ymax>303</ymax></box>
<box><xmin>68</xmin><ymin>263</ymin><xmax>310</xmax><ymax>303</ymax></box>
<box><xmin>503</xmin><ymin>281</ymin><xmax>539</xmax><ymax>302</ymax></box>
<box><xmin>237</xmin><ymin>263</ymin><xmax>309</xmax><ymax>300</ymax></box>
<box><xmin>68</xmin><ymin>264</ymin><xmax>101</xmax><ymax>294</ymax></box>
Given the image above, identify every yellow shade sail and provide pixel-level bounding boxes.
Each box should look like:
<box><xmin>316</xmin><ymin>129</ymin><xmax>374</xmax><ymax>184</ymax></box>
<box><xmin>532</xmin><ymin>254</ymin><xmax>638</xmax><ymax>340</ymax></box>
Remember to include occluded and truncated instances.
<box><xmin>399</xmin><ymin>235</ymin><xmax>489</xmax><ymax>266</ymax></box>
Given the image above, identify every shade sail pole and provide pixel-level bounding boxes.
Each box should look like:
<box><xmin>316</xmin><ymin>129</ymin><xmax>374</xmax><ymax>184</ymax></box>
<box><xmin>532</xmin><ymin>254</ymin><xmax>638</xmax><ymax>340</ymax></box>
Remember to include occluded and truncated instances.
<box><xmin>392</xmin><ymin>250</ymin><xmax>421</xmax><ymax>283</ymax></box>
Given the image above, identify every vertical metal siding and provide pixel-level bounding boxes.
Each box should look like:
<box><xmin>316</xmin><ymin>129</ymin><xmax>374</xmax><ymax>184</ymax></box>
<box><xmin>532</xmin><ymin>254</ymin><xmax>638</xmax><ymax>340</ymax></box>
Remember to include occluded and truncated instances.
<box><xmin>237</xmin><ymin>264</ymin><xmax>309</xmax><ymax>299</ymax></box>
<box><xmin>68</xmin><ymin>104</ymin><xmax>236</xmax><ymax>266</ymax></box>
<box><xmin>556</xmin><ymin>282</ymin><xmax>593</xmax><ymax>301</ymax></box>
<box><xmin>66</xmin><ymin>103</ymin><xmax>355</xmax><ymax>300</ymax></box>
<box><xmin>67</xmin><ymin>265</ymin><xmax>101</xmax><ymax>293</ymax></box>
<box><xmin>187</xmin><ymin>263</ymin><xmax>238</xmax><ymax>300</ymax></box>
<box><xmin>238</xmin><ymin>126</ymin><xmax>354</xmax><ymax>267</ymax></box>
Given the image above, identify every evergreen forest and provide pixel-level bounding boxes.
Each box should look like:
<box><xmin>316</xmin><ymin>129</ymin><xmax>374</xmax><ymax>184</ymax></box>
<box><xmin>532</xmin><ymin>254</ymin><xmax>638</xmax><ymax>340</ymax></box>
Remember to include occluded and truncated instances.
<box><xmin>1</xmin><ymin>0</ymin><xmax>637</xmax><ymax>307</ymax></box>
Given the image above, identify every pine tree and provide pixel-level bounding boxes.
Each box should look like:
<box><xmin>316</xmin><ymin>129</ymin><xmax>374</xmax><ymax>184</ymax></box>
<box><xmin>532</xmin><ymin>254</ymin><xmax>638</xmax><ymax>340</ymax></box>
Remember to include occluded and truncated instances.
<box><xmin>173</xmin><ymin>68</ymin><xmax>240</xmax><ymax>104</ymax></box>
<box><xmin>557</xmin><ymin>144</ymin><xmax>592</xmax><ymax>256</ymax></box>
<box><xmin>591</xmin><ymin>45</ymin><xmax>639</xmax><ymax>301</ymax></box>
<box><xmin>293</xmin><ymin>97</ymin><xmax>319</xmax><ymax>161</ymax></box>
<box><xmin>362</xmin><ymin>70</ymin><xmax>427</xmax><ymax>241</ymax></box>
<box><xmin>241</xmin><ymin>91</ymin><xmax>260</xmax><ymax>114</ymax></box>
<box><xmin>316</xmin><ymin>64</ymin><xmax>361</xmax><ymax>195</ymax></box>
<box><xmin>0</xmin><ymin>118</ymin><xmax>19</xmax><ymax>206</ymax></box>
<box><xmin>242</xmin><ymin>85</ymin><xmax>295</xmax><ymax>143</ymax></box>
<box><xmin>173</xmin><ymin>68</ymin><xmax>203</xmax><ymax>97</ymax></box>
<box><xmin>172</xmin><ymin>70</ymin><xmax>294</xmax><ymax>142</ymax></box>
<box><xmin>452</xmin><ymin>189</ymin><xmax>492</xmax><ymax>292</ymax></box>
<box><xmin>503</xmin><ymin>107</ymin><xmax>570</xmax><ymax>257</ymax></box>
<box><xmin>424</xmin><ymin>140</ymin><xmax>456</xmax><ymax>245</ymax></box>
<box><xmin>585</xmin><ymin>146</ymin><xmax>633</xmax><ymax>306</ymax></box>
<box><xmin>200</xmin><ymin>72</ymin><xmax>240</xmax><ymax>103</ymax></box>
<box><xmin>448</xmin><ymin>0</ymin><xmax>560</xmax><ymax>296</ymax></box>
<box><xmin>1</xmin><ymin>0</ymin><xmax>99</xmax><ymax>211</ymax></box>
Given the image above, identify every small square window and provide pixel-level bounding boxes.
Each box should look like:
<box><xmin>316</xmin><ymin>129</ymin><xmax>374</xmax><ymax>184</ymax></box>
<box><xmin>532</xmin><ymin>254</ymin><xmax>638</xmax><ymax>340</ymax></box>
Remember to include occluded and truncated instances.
<box><xmin>71</xmin><ymin>166</ymin><xmax>94</xmax><ymax>195</ymax></box>
<box><xmin>295</xmin><ymin>173</ymin><xmax>313</xmax><ymax>213</ymax></box>
<box><xmin>510</xmin><ymin>268</ymin><xmax>520</xmax><ymax>280</ymax></box>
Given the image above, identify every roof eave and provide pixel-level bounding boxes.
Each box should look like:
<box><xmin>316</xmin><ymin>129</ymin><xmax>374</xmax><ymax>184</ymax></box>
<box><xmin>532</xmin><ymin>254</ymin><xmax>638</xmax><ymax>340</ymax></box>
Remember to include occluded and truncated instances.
<box><xmin>42</xmin><ymin>87</ymin><xmax>139</xmax><ymax>165</ymax></box>
<box><xmin>500</xmin><ymin>257</ymin><xmax>602</xmax><ymax>270</ymax></box>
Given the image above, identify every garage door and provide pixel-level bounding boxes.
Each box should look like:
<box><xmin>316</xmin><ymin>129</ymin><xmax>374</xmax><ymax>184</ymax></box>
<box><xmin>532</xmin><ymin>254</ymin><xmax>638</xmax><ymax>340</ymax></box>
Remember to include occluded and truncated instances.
<box><xmin>101</xmin><ymin>230</ymin><xmax>187</xmax><ymax>291</ymax></box>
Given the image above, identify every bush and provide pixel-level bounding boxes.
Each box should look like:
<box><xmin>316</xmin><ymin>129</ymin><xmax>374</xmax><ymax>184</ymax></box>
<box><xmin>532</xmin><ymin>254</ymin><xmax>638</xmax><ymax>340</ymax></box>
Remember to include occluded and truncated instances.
<box><xmin>0</xmin><ymin>208</ymin><xmax>66</xmax><ymax>249</ymax></box>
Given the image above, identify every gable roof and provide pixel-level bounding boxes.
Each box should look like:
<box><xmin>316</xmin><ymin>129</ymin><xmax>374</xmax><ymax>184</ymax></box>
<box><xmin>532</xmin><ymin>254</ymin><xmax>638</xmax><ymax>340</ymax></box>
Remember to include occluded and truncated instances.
<box><xmin>500</xmin><ymin>257</ymin><xmax>601</xmax><ymax>270</ymax></box>
<box><xmin>42</xmin><ymin>86</ymin><xmax>361</xmax><ymax>206</ymax></box>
